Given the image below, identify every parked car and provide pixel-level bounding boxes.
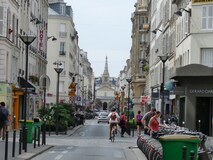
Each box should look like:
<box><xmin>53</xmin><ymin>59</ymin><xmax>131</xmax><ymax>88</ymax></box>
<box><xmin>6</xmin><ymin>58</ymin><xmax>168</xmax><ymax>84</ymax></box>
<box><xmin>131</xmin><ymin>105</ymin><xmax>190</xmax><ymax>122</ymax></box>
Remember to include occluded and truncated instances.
<box><xmin>97</xmin><ymin>112</ymin><xmax>109</xmax><ymax>123</ymax></box>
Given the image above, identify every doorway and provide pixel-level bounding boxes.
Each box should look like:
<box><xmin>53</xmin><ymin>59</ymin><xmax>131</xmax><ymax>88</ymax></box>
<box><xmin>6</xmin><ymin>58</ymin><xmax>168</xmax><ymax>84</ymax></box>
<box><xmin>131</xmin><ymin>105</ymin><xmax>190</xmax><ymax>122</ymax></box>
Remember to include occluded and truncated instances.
<box><xmin>196</xmin><ymin>97</ymin><xmax>213</xmax><ymax>136</ymax></box>
<box><xmin>179</xmin><ymin>97</ymin><xmax>185</xmax><ymax>126</ymax></box>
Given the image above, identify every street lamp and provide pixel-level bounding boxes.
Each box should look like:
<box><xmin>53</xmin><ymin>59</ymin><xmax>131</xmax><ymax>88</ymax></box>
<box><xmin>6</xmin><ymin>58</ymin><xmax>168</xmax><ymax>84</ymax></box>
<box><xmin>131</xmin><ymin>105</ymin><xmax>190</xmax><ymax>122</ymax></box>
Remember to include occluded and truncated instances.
<box><xmin>121</xmin><ymin>85</ymin><xmax>126</xmax><ymax>112</ymax></box>
<box><xmin>19</xmin><ymin>35</ymin><xmax>36</xmax><ymax>152</ymax></box>
<box><xmin>126</xmin><ymin>78</ymin><xmax>132</xmax><ymax>122</ymax></box>
<box><xmin>53</xmin><ymin>61</ymin><xmax>63</xmax><ymax>135</ymax></box>
<box><xmin>48</xmin><ymin>36</ymin><xmax>57</xmax><ymax>41</ymax></box>
<box><xmin>158</xmin><ymin>55</ymin><xmax>169</xmax><ymax>121</ymax></box>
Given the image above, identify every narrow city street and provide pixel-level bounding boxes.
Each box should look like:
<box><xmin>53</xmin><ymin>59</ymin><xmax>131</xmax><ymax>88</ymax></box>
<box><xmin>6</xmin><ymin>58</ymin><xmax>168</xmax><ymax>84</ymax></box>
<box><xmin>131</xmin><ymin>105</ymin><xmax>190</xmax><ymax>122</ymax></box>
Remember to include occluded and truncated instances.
<box><xmin>31</xmin><ymin>119</ymin><xmax>141</xmax><ymax>160</ymax></box>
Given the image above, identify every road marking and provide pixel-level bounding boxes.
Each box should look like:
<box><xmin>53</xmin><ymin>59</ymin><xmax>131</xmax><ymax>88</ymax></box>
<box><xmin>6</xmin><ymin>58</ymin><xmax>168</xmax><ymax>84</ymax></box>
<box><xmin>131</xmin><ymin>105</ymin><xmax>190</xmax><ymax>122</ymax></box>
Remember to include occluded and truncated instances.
<box><xmin>67</xmin><ymin>146</ymin><xmax>73</xmax><ymax>150</ymax></box>
<box><xmin>61</xmin><ymin>150</ymin><xmax>68</xmax><ymax>154</ymax></box>
<box><xmin>79</xmin><ymin>132</ymin><xmax>85</xmax><ymax>136</ymax></box>
<box><xmin>48</xmin><ymin>151</ymin><xmax>56</xmax><ymax>153</ymax></box>
<box><xmin>54</xmin><ymin>154</ymin><xmax>63</xmax><ymax>160</ymax></box>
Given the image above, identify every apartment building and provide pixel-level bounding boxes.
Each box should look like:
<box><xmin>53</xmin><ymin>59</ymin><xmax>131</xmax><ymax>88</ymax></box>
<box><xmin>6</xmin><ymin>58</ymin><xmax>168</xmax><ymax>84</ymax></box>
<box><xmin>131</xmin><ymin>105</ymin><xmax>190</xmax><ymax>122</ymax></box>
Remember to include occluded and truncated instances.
<box><xmin>0</xmin><ymin>0</ymin><xmax>48</xmax><ymax>128</ymax></box>
<box><xmin>148</xmin><ymin>0</ymin><xmax>213</xmax><ymax>136</ymax></box>
<box><xmin>47</xmin><ymin>1</ymin><xmax>94</xmax><ymax>108</ymax></box>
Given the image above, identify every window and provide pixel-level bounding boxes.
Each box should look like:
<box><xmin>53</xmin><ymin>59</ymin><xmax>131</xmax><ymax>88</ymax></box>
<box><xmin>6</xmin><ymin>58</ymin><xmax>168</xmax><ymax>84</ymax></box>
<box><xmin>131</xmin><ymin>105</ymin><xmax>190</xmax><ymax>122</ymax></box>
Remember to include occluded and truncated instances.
<box><xmin>60</xmin><ymin>42</ymin><xmax>65</xmax><ymax>51</ymax></box>
<box><xmin>0</xmin><ymin>6</ymin><xmax>3</xmax><ymax>35</ymax></box>
<box><xmin>184</xmin><ymin>12</ymin><xmax>189</xmax><ymax>34</ymax></box>
<box><xmin>61</xmin><ymin>4</ymin><xmax>66</xmax><ymax>15</ymax></box>
<box><xmin>60</xmin><ymin>23</ymin><xmax>66</xmax><ymax>32</ymax></box>
<box><xmin>201</xmin><ymin>48</ymin><xmax>213</xmax><ymax>67</ymax></box>
<box><xmin>202</xmin><ymin>5</ymin><xmax>213</xmax><ymax>30</ymax></box>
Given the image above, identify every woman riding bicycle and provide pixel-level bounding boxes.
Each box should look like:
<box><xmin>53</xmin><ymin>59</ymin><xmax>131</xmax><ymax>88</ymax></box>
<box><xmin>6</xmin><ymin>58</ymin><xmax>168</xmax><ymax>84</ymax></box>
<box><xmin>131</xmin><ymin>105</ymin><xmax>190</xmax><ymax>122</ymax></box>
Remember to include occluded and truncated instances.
<box><xmin>108</xmin><ymin>107</ymin><xmax>120</xmax><ymax>140</ymax></box>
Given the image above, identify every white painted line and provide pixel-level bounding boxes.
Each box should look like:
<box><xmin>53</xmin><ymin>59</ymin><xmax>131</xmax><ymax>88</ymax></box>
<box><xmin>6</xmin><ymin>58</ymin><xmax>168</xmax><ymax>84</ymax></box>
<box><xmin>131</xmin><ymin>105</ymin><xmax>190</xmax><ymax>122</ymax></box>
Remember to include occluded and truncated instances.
<box><xmin>48</xmin><ymin>151</ymin><xmax>56</xmax><ymax>153</ymax></box>
<box><xmin>79</xmin><ymin>132</ymin><xmax>85</xmax><ymax>136</ymax></box>
<box><xmin>61</xmin><ymin>150</ymin><xmax>68</xmax><ymax>154</ymax></box>
<box><xmin>54</xmin><ymin>154</ymin><xmax>63</xmax><ymax>160</ymax></box>
<box><xmin>67</xmin><ymin>146</ymin><xmax>73</xmax><ymax>150</ymax></box>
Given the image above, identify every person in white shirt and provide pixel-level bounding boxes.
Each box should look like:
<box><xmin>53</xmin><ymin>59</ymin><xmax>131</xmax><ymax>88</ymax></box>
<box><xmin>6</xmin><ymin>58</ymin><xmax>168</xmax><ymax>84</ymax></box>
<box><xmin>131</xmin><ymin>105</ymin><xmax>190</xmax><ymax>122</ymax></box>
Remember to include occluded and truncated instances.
<box><xmin>107</xmin><ymin>108</ymin><xmax>120</xmax><ymax>140</ymax></box>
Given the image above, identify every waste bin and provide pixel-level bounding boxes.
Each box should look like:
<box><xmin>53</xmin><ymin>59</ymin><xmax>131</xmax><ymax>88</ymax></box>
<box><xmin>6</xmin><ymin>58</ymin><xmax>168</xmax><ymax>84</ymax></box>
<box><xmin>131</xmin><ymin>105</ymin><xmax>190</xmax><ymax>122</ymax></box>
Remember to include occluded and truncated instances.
<box><xmin>19</xmin><ymin>120</ymin><xmax>34</xmax><ymax>143</ymax></box>
<box><xmin>33</xmin><ymin>118</ymin><xmax>43</xmax><ymax>140</ymax></box>
<box><xmin>159</xmin><ymin>134</ymin><xmax>200</xmax><ymax>160</ymax></box>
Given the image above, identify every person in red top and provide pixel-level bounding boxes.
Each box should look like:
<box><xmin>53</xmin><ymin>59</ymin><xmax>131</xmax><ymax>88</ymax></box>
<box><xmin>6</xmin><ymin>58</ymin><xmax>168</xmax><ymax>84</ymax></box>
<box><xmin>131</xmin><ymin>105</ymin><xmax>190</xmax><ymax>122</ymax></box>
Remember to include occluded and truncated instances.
<box><xmin>119</xmin><ymin>112</ymin><xmax>127</xmax><ymax>137</ymax></box>
<box><xmin>148</xmin><ymin>111</ymin><xmax>161</xmax><ymax>137</ymax></box>
<box><xmin>136</xmin><ymin>110</ymin><xmax>142</xmax><ymax>136</ymax></box>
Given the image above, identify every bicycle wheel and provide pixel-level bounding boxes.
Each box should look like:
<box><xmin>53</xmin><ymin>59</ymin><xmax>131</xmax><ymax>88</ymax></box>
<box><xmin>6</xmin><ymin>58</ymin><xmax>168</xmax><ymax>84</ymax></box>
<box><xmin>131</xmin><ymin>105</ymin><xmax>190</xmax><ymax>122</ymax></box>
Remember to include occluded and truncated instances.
<box><xmin>111</xmin><ymin>130</ymin><xmax>115</xmax><ymax>142</ymax></box>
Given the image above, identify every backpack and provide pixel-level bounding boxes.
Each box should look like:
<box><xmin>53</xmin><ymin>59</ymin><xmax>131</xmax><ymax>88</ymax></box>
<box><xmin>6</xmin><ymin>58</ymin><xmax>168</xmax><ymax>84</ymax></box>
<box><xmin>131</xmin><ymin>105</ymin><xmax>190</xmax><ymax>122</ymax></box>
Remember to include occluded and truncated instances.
<box><xmin>110</xmin><ymin>112</ymin><xmax>116</xmax><ymax>120</ymax></box>
<box><xmin>0</xmin><ymin>108</ymin><xmax>7</xmax><ymax>121</ymax></box>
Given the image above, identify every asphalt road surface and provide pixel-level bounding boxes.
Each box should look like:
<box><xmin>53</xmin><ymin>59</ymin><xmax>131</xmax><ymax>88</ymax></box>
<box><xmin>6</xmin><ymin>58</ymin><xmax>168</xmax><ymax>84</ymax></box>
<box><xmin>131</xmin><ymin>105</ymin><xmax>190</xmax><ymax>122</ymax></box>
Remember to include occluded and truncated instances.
<box><xmin>31</xmin><ymin>119</ymin><xmax>140</xmax><ymax>160</ymax></box>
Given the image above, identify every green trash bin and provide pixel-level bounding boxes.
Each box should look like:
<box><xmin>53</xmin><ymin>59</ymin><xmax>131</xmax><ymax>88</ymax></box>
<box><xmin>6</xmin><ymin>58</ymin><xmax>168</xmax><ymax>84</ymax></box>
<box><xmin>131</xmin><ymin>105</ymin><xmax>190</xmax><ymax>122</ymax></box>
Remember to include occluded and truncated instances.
<box><xmin>19</xmin><ymin>120</ymin><xmax>34</xmax><ymax>143</ymax></box>
<box><xmin>159</xmin><ymin>134</ymin><xmax>200</xmax><ymax>160</ymax></box>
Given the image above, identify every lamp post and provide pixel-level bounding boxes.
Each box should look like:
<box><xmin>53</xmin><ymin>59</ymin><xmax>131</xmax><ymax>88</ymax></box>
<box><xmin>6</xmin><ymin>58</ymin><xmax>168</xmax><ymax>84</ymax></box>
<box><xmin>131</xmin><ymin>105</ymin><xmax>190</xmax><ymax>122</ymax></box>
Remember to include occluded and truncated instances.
<box><xmin>19</xmin><ymin>35</ymin><xmax>36</xmax><ymax>151</ymax></box>
<box><xmin>53</xmin><ymin>61</ymin><xmax>63</xmax><ymax>135</ymax></box>
<box><xmin>158</xmin><ymin>55</ymin><xmax>169</xmax><ymax>122</ymax></box>
<box><xmin>126</xmin><ymin>78</ymin><xmax>132</xmax><ymax>122</ymax></box>
<box><xmin>121</xmin><ymin>86</ymin><xmax>126</xmax><ymax>112</ymax></box>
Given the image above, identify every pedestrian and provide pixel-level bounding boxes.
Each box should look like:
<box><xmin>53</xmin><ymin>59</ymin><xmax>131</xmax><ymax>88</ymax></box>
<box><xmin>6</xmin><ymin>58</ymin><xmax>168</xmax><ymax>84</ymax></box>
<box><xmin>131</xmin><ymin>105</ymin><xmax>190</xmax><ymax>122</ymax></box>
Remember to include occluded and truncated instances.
<box><xmin>136</xmin><ymin>110</ymin><xmax>143</xmax><ymax>136</ymax></box>
<box><xmin>148</xmin><ymin>111</ymin><xmax>161</xmax><ymax>138</ymax></box>
<box><xmin>141</xmin><ymin>107</ymin><xmax>156</xmax><ymax>135</ymax></box>
<box><xmin>0</xmin><ymin>102</ymin><xmax>9</xmax><ymax>140</ymax></box>
<box><xmin>119</xmin><ymin>112</ymin><xmax>127</xmax><ymax>137</ymax></box>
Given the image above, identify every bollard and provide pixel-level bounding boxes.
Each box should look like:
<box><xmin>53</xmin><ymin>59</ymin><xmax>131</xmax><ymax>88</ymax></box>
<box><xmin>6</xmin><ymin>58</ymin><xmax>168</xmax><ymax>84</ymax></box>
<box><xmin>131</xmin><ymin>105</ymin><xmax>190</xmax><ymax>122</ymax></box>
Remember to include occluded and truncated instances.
<box><xmin>19</xmin><ymin>129</ymin><xmax>22</xmax><ymax>155</ymax></box>
<box><xmin>13</xmin><ymin>116</ymin><xmax>16</xmax><ymax>129</ymax></box>
<box><xmin>25</xmin><ymin>128</ymin><xmax>28</xmax><ymax>152</ymax></box>
<box><xmin>5</xmin><ymin>131</ymin><xmax>9</xmax><ymax>160</ymax></box>
<box><xmin>12</xmin><ymin>130</ymin><xmax>16</xmax><ymax>157</ymax></box>
<box><xmin>182</xmin><ymin>146</ymin><xmax>187</xmax><ymax>160</ymax></box>
<box><xmin>132</xmin><ymin>118</ymin><xmax>135</xmax><ymax>137</ymax></box>
<box><xmin>38</xmin><ymin>126</ymin><xmax>40</xmax><ymax>147</ymax></box>
<box><xmin>190</xmin><ymin>150</ymin><xmax>195</xmax><ymax>160</ymax></box>
<box><xmin>34</xmin><ymin>127</ymin><xmax>37</xmax><ymax>148</ymax></box>
<box><xmin>48</xmin><ymin>116</ymin><xmax>51</xmax><ymax>136</ymax></box>
<box><xmin>22</xmin><ymin>127</ymin><xmax>25</xmax><ymax>150</ymax></box>
<box><xmin>42</xmin><ymin>120</ymin><xmax>46</xmax><ymax>145</ymax></box>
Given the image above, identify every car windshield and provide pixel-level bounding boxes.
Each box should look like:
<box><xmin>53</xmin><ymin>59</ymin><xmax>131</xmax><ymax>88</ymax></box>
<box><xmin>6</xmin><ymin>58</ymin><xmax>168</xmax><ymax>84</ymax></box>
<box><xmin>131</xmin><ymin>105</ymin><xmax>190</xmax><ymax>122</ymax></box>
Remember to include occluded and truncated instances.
<box><xmin>99</xmin><ymin>112</ymin><xmax>108</xmax><ymax>116</ymax></box>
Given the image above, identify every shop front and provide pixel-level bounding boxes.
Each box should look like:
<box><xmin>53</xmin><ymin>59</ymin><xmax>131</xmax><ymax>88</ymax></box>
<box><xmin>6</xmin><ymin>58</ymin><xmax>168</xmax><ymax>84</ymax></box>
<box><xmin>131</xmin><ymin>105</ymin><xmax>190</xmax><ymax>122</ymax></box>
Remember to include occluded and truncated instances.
<box><xmin>171</xmin><ymin>64</ymin><xmax>213</xmax><ymax>136</ymax></box>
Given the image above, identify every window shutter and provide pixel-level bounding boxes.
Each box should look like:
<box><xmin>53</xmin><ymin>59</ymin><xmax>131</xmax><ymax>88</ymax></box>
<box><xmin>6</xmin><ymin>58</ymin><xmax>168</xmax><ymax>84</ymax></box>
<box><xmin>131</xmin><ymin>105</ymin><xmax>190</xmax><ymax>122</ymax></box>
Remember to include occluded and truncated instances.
<box><xmin>0</xmin><ymin>6</ymin><xmax>3</xmax><ymax>35</ymax></box>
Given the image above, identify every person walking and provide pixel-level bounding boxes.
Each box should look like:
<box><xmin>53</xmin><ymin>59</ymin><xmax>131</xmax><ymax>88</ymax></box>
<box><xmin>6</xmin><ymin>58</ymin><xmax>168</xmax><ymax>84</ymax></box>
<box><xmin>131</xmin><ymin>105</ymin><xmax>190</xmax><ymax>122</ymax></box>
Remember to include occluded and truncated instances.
<box><xmin>141</xmin><ymin>107</ymin><xmax>156</xmax><ymax>135</ymax></box>
<box><xmin>136</xmin><ymin>110</ymin><xmax>143</xmax><ymax>136</ymax></box>
<box><xmin>119</xmin><ymin>112</ymin><xmax>127</xmax><ymax>137</ymax></box>
<box><xmin>0</xmin><ymin>102</ymin><xmax>9</xmax><ymax>140</ymax></box>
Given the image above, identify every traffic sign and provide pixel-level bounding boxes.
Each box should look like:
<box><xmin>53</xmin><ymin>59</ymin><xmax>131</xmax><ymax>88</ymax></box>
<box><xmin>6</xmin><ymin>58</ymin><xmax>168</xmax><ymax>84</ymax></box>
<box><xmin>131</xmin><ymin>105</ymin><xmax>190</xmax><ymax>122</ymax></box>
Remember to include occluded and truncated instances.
<box><xmin>76</xmin><ymin>96</ymin><xmax>81</xmax><ymax>101</ymax></box>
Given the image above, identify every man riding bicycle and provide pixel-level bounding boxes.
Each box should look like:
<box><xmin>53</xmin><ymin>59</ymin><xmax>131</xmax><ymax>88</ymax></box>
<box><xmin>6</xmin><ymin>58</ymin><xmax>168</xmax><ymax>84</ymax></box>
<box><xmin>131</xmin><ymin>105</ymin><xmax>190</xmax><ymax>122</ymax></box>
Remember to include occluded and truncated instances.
<box><xmin>108</xmin><ymin>107</ymin><xmax>120</xmax><ymax>140</ymax></box>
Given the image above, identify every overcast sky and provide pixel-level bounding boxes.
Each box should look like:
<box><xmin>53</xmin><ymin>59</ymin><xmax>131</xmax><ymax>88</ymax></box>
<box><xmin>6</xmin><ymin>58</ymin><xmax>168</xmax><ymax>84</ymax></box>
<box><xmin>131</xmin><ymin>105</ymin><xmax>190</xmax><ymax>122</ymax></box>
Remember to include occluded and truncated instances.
<box><xmin>64</xmin><ymin>0</ymin><xmax>136</xmax><ymax>77</ymax></box>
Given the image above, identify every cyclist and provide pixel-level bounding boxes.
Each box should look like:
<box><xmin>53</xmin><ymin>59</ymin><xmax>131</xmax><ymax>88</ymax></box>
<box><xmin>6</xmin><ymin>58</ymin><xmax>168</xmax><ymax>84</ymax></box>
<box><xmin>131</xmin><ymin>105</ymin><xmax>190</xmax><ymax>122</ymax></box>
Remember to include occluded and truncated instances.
<box><xmin>108</xmin><ymin>107</ymin><xmax>120</xmax><ymax>140</ymax></box>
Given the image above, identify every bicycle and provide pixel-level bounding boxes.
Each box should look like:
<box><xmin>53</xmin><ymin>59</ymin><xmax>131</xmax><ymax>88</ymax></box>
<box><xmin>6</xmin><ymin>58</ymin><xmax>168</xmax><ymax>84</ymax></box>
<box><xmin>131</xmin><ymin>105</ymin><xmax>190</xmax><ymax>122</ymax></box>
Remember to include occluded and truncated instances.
<box><xmin>110</xmin><ymin>123</ymin><xmax>117</xmax><ymax>142</ymax></box>
<box><xmin>111</xmin><ymin>127</ymin><xmax>116</xmax><ymax>142</ymax></box>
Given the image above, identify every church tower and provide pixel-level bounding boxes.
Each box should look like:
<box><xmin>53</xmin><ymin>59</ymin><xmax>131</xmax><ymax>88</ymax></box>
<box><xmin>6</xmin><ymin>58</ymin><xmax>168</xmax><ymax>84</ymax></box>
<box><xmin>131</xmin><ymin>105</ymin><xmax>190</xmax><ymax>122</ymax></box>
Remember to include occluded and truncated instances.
<box><xmin>102</xmin><ymin>56</ymin><xmax>110</xmax><ymax>84</ymax></box>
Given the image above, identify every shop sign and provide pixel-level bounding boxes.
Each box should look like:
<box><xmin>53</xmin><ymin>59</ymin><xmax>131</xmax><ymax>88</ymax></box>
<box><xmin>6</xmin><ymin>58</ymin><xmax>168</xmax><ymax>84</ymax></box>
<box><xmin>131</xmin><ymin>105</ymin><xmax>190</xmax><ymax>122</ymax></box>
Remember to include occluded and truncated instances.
<box><xmin>189</xmin><ymin>89</ymin><xmax>213</xmax><ymax>94</ymax></box>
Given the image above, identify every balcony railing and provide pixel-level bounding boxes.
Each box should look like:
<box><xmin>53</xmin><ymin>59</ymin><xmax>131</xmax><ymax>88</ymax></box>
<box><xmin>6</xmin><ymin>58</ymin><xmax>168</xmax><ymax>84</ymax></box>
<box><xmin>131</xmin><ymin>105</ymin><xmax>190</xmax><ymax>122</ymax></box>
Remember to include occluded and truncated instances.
<box><xmin>59</xmin><ymin>32</ymin><xmax>67</xmax><ymax>37</ymax></box>
<box><xmin>59</xmin><ymin>51</ymin><xmax>66</xmax><ymax>55</ymax></box>
<box><xmin>192</xmin><ymin>0</ymin><xmax>213</xmax><ymax>3</ymax></box>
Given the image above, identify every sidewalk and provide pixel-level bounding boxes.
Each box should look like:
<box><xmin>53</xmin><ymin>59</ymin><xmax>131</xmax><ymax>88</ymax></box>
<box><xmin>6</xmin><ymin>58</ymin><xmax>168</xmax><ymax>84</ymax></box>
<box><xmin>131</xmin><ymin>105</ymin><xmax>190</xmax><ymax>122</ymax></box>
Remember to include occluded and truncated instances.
<box><xmin>0</xmin><ymin>125</ymin><xmax>84</xmax><ymax>160</ymax></box>
<box><xmin>0</xmin><ymin>125</ymin><xmax>146</xmax><ymax>160</ymax></box>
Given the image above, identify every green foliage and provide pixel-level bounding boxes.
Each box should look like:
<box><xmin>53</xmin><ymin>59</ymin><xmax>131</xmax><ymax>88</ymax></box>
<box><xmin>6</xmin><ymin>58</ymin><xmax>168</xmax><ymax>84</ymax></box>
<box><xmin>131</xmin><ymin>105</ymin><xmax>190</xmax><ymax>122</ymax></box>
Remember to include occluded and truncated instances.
<box><xmin>37</xmin><ymin>103</ymin><xmax>75</xmax><ymax>132</ymax></box>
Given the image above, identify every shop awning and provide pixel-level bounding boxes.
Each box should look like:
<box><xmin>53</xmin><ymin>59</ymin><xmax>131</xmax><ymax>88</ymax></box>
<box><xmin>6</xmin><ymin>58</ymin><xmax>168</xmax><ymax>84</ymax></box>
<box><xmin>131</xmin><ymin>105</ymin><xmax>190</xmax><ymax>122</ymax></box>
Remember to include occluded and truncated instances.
<box><xmin>18</xmin><ymin>77</ymin><xmax>36</xmax><ymax>93</ymax></box>
<box><xmin>171</xmin><ymin>64</ymin><xmax>213</xmax><ymax>78</ymax></box>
